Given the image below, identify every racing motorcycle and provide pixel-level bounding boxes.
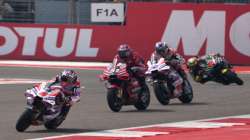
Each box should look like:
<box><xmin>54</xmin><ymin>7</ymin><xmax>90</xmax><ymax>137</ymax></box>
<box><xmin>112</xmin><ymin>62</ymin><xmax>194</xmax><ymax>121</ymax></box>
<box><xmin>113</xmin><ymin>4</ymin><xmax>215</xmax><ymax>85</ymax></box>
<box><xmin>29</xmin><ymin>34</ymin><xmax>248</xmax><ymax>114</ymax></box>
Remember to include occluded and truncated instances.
<box><xmin>16</xmin><ymin>82</ymin><xmax>70</xmax><ymax>132</ymax></box>
<box><xmin>200</xmin><ymin>55</ymin><xmax>243</xmax><ymax>85</ymax></box>
<box><xmin>146</xmin><ymin>58</ymin><xmax>193</xmax><ymax>105</ymax></box>
<box><xmin>101</xmin><ymin>59</ymin><xmax>150</xmax><ymax>112</ymax></box>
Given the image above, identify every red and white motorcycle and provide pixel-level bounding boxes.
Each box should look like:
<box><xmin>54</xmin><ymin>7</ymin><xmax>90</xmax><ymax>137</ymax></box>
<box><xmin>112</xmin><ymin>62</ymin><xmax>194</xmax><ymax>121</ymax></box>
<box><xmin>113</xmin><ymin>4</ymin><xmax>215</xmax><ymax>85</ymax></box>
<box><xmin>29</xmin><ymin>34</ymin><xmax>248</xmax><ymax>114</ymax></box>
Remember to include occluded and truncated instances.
<box><xmin>101</xmin><ymin>58</ymin><xmax>150</xmax><ymax>112</ymax></box>
<box><xmin>146</xmin><ymin>58</ymin><xmax>193</xmax><ymax>105</ymax></box>
<box><xmin>16</xmin><ymin>82</ymin><xmax>70</xmax><ymax>132</ymax></box>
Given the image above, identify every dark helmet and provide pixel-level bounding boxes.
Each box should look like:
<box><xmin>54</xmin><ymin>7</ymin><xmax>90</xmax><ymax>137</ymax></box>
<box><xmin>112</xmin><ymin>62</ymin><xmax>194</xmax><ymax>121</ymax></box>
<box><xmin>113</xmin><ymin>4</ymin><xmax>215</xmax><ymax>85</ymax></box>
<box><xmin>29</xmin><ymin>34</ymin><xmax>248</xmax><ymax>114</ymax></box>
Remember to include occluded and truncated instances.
<box><xmin>155</xmin><ymin>41</ymin><xmax>169</xmax><ymax>56</ymax></box>
<box><xmin>117</xmin><ymin>44</ymin><xmax>132</xmax><ymax>59</ymax></box>
<box><xmin>59</xmin><ymin>69</ymin><xmax>77</xmax><ymax>84</ymax></box>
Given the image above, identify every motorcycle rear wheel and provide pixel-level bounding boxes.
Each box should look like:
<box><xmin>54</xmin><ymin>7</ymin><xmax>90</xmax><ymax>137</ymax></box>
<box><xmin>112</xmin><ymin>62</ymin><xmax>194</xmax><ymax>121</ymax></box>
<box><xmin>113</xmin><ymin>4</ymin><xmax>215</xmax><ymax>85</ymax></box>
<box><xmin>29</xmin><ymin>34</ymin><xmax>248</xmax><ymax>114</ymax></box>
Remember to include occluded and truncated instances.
<box><xmin>227</xmin><ymin>71</ymin><xmax>243</xmax><ymax>85</ymax></box>
<box><xmin>44</xmin><ymin>106</ymin><xmax>69</xmax><ymax>130</ymax></box>
<box><xmin>134</xmin><ymin>85</ymin><xmax>150</xmax><ymax>110</ymax></box>
<box><xmin>234</xmin><ymin>77</ymin><xmax>244</xmax><ymax>85</ymax></box>
<box><xmin>16</xmin><ymin>109</ymin><xmax>33</xmax><ymax>132</ymax></box>
<box><xmin>178</xmin><ymin>80</ymin><xmax>193</xmax><ymax>103</ymax></box>
<box><xmin>44</xmin><ymin>116</ymin><xmax>65</xmax><ymax>130</ymax></box>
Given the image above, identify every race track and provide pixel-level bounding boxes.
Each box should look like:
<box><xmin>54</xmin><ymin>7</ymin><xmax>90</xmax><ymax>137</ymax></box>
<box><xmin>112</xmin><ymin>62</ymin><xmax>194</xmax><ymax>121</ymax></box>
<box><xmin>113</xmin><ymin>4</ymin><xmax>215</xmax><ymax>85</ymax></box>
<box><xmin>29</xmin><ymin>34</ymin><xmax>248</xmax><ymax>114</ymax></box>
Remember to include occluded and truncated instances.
<box><xmin>0</xmin><ymin>67</ymin><xmax>249</xmax><ymax>140</ymax></box>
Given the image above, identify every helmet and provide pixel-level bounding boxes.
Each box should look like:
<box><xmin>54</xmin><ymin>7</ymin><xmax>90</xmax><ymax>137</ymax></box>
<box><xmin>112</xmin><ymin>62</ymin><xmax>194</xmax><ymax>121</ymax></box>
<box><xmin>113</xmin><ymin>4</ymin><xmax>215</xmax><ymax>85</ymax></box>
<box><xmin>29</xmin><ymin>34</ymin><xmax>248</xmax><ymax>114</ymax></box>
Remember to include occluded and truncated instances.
<box><xmin>118</xmin><ymin>44</ymin><xmax>132</xmax><ymax>59</ymax></box>
<box><xmin>59</xmin><ymin>69</ymin><xmax>77</xmax><ymax>84</ymax></box>
<box><xmin>187</xmin><ymin>57</ymin><xmax>198</xmax><ymax>68</ymax></box>
<box><xmin>155</xmin><ymin>41</ymin><xmax>169</xmax><ymax>56</ymax></box>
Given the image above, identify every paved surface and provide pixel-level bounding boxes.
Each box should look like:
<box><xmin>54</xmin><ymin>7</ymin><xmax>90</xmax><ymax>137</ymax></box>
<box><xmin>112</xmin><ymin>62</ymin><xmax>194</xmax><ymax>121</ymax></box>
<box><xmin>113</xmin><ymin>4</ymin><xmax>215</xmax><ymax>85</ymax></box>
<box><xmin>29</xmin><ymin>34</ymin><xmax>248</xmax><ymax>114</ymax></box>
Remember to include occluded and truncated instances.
<box><xmin>0</xmin><ymin>67</ymin><xmax>249</xmax><ymax>140</ymax></box>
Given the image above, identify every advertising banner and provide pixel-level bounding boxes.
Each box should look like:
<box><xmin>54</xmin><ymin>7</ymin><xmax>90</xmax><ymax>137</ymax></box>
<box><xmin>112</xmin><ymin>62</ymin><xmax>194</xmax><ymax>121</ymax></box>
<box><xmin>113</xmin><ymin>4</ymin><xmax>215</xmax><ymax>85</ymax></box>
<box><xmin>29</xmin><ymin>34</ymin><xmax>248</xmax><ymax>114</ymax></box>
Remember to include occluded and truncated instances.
<box><xmin>0</xmin><ymin>3</ymin><xmax>249</xmax><ymax>64</ymax></box>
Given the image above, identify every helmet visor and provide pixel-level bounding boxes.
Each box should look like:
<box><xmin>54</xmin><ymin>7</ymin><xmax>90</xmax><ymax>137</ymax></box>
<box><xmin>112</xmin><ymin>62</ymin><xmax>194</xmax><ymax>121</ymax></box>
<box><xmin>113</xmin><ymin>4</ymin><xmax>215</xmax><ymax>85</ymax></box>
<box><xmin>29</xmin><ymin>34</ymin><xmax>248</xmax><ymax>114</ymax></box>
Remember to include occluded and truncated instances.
<box><xmin>156</xmin><ymin>49</ymin><xmax>164</xmax><ymax>55</ymax></box>
<box><xmin>156</xmin><ymin>47</ymin><xmax>168</xmax><ymax>56</ymax></box>
<box><xmin>61</xmin><ymin>75</ymin><xmax>69</xmax><ymax>82</ymax></box>
<box><xmin>118</xmin><ymin>50</ymin><xmax>130</xmax><ymax>59</ymax></box>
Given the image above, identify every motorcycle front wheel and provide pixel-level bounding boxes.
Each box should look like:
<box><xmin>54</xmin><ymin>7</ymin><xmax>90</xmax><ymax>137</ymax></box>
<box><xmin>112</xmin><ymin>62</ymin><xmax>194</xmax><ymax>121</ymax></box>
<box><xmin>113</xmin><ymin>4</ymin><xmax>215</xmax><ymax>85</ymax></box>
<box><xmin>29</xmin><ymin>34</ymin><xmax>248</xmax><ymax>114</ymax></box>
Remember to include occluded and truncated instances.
<box><xmin>16</xmin><ymin>109</ymin><xmax>33</xmax><ymax>132</ymax></box>
<box><xmin>107</xmin><ymin>88</ymin><xmax>123</xmax><ymax>112</ymax></box>
<box><xmin>153</xmin><ymin>81</ymin><xmax>170</xmax><ymax>105</ymax></box>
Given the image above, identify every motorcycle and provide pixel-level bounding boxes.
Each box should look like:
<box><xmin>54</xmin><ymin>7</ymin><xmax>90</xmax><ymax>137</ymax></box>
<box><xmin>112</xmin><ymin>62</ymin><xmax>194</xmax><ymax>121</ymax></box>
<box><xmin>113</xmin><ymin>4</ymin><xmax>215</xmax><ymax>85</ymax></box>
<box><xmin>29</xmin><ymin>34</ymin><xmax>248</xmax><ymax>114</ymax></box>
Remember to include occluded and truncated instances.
<box><xmin>201</xmin><ymin>55</ymin><xmax>243</xmax><ymax>85</ymax></box>
<box><xmin>16</xmin><ymin>82</ymin><xmax>70</xmax><ymax>132</ymax></box>
<box><xmin>100</xmin><ymin>59</ymin><xmax>150</xmax><ymax>112</ymax></box>
<box><xmin>146</xmin><ymin>58</ymin><xmax>193</xmax><ymax>105</ymax></box>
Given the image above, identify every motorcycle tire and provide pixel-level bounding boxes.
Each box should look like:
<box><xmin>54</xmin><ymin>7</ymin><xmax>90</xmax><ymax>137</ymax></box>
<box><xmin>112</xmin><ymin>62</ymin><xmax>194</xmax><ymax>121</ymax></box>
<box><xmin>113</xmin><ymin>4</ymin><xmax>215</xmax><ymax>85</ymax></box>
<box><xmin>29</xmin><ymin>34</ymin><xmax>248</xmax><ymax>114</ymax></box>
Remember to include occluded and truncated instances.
<box><xmin>225</xmin><ymin>71</ymin><xmax>244</xmax><ymax>85</ymax></box>
<box><xmin>153</xmin><ymin>81</ymin><xmax>170</xmax><ymax>105</ymax></box>
<box><xmin>44</xmin><ymin>116</ymin><xmax>65</xmax><ymax>130</ymax></box>
<box><xmin>178</xmin><ymin>79</ymin><xmax>193</xmax><ymax>104</ymax></box>
<box><xmin>44</xmin><ymin>106</ymin><xmax>69</xmax><ymax>130</ymax></box>
<box><xmin>16</xmin><ymin>109</ymin><xmax>33</xmax><ymax>132</ymax></box>
<box><xmin>134</xmin><ymin>85</ymin><xmax>150</xmax><ymax>110</ymax></box>
<box><xmin>235</xmin><ymin>77</ymin><xmax>244</xmax><ymax>85</ymax></box>
<box><xmin>107</xmin><ymin>88</ymin><xmax>122</xmax><ymax>112</ymax></box>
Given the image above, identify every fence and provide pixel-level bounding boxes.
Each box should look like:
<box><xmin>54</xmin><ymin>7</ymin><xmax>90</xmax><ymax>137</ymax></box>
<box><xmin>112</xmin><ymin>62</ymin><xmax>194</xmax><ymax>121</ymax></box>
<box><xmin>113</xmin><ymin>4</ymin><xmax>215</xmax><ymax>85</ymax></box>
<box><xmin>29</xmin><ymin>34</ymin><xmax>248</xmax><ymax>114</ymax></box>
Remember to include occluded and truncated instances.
<box><xmin>1</xmin><ymin>0</ymin><xmax>34</xmax><ymax>23</ymax></box>
<box><xmin>0</xmin><ymin>0</ymin><xmax>249</xmax><ymax>23</ymax></box>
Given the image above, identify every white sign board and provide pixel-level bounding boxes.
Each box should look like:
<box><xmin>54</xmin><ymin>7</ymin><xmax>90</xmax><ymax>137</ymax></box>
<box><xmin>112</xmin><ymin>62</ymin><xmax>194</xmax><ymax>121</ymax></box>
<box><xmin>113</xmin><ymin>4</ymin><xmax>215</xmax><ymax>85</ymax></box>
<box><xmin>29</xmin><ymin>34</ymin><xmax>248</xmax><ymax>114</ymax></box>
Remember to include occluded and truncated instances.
<box><xmin>91</xmin><ymin>3</ymin><xmax>125</xmax><ymax>22</ymax></box>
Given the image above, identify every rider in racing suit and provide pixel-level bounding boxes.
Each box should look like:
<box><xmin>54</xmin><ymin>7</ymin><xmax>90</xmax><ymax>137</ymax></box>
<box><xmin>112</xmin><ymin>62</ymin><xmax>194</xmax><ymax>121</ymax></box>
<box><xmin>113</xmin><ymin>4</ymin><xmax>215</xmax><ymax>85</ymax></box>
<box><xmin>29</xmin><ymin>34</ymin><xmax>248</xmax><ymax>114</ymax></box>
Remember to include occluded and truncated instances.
<box><xmin>112</xmin><ymin>44</ymin><xmax>147</xmax><ymax>87</ymax></box>
<box><xmin>48</xmin><ymin>69</ymin><xmax>81</xmax><ymax>119</ymax></box>
<box><xmin>187</xmin><ymin>56</ymin><xmax>210</xmax><ymax>84</ymax></box>
<box><xmin>150</xmin><ymin>41</ymin><xmax>184</xmax><ymax>97</ymax></box>
<box><xmin>187</xmin><ymin>53</ymin><xmax>229</xmax><ymax>84</ymax></box>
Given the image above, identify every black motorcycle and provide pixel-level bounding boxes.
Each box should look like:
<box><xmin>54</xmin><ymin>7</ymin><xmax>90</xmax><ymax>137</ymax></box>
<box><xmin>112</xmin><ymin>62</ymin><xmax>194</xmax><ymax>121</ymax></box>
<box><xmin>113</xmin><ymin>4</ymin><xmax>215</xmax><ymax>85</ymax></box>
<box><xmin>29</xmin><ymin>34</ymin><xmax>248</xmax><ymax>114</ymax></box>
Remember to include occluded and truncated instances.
<box><xmin>202</xmin><ymin>55</ymin><xmax>243</xmax><ymax>85</ymax></box>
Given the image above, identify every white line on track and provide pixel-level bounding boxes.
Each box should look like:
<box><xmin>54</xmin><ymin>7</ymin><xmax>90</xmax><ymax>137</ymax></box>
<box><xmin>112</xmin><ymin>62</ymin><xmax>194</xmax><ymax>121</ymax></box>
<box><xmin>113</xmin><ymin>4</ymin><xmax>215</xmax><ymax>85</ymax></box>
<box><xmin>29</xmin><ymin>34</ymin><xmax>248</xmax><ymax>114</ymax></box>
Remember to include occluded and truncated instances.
<box><xmin>1</xmin><ymin>60</ymin><xmax>249</xmax><ymax>74</ymax></box>
<box><xmin>0</xmin><ymin>78</ymin><xmax>47</xmax><ymax>84</ymax></box>
<box><xmin>27</xmin><ymin>114</ymin><xmax>250</xmax><ymax>140</ymax></box>
<box><xmin>0</xmin><ymin>60</ymin><xmax>110</xmax><ymax>67</ymax></box>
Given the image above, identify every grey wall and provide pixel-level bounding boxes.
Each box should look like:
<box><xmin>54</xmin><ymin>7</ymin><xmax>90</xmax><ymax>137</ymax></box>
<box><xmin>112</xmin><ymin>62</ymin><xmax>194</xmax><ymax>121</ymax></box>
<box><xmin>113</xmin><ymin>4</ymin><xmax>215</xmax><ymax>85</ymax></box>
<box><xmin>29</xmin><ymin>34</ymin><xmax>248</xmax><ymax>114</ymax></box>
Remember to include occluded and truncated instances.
<box><xmin>35</xmin><ymin>0</ymin><xmax>92</xmax><ymax>24</ymax></box>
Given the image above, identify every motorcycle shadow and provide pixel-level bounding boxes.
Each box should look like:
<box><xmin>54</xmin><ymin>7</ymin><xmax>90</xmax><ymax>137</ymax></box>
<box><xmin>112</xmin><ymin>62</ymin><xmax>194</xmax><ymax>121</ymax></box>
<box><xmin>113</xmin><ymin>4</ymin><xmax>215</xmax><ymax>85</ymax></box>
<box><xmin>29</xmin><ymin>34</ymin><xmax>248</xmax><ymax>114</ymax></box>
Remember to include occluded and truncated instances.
<box><xmin>167</xmin><ymin>102</ymin><xmax>210</xmax><ymax>106</ymax></box>
<box><xmin>120</xmin><ymin>108</ymin><xmax>175</xmax><ymax>113</ymax></box>
<box><xmin>25</xmin><ymin>128</ymin><xmax>100</xmax><ymax>134</ymax></box>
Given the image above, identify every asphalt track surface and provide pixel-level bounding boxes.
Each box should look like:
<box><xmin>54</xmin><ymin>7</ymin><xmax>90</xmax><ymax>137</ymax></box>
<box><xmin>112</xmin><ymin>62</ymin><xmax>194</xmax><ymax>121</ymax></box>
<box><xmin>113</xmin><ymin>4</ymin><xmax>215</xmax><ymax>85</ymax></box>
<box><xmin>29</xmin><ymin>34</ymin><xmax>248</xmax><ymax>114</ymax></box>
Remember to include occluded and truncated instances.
<box><xmin>0</xmin><ymin>67</ymin><xmax>249</xmax><ymax>140</ymax></box>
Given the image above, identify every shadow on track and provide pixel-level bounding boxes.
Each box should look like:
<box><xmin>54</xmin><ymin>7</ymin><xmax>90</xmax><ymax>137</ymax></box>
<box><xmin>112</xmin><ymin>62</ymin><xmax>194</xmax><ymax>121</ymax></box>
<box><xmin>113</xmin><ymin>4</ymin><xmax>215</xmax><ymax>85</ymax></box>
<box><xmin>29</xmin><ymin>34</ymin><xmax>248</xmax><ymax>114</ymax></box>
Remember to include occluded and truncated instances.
<box><xmin>167</xmin><ymin>102</ymin><xmax>210</xmax><ymax>106</ymax></box>
<box><xmin>25</xmin><ymin>128</ymin><xmax>100</xmax><ymax>134</ymax></box>
<box><xmin>120</xmin><ymin>108</ymin><xmax>175</xmax><ymax>113</ymax></box>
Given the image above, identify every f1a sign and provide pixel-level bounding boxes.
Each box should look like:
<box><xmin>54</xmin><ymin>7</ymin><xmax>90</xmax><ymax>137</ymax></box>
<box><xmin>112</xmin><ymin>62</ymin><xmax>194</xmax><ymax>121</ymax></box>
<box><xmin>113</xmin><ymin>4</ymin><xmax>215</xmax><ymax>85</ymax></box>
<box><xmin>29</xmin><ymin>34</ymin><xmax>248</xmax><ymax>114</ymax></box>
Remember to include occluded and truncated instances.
<box><xmin>91</xmin><ymin>3</ymin><xmax>125</xmax><ymax>22</ymax></box>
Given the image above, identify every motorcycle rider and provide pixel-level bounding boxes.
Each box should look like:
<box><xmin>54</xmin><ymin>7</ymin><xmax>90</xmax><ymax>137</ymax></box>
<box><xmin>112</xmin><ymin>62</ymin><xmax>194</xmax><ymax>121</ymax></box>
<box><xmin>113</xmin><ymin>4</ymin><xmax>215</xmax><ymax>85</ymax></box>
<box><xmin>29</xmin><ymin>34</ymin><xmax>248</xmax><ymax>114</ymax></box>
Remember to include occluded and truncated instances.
<box><xmin>150</xmin><ymin>41</ymin><xmax>184</xmax><ymax>97</ymax></box>
<box><xmin>187</xmin><ymin>53</ymin><xmax>229</xmax><ymax>84</ymax></box>
<box><xmin>48</xmin><ymin>69</ymin><xmax>81</xmax><ymax>119</ymax></box>
<box><xmin>112</xmin><ymin>44</ymin><xmax>147</xmax><ymax>88</ymax></box>
<box><xmin>151</xmin><ymin>41</ymin><xmax>186</xmax><ymax>78</ymax></box>
<box><xmin>187</xmin><ymin>56</ymin><xmax>211</xmax><ymax>84</ymax></box>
